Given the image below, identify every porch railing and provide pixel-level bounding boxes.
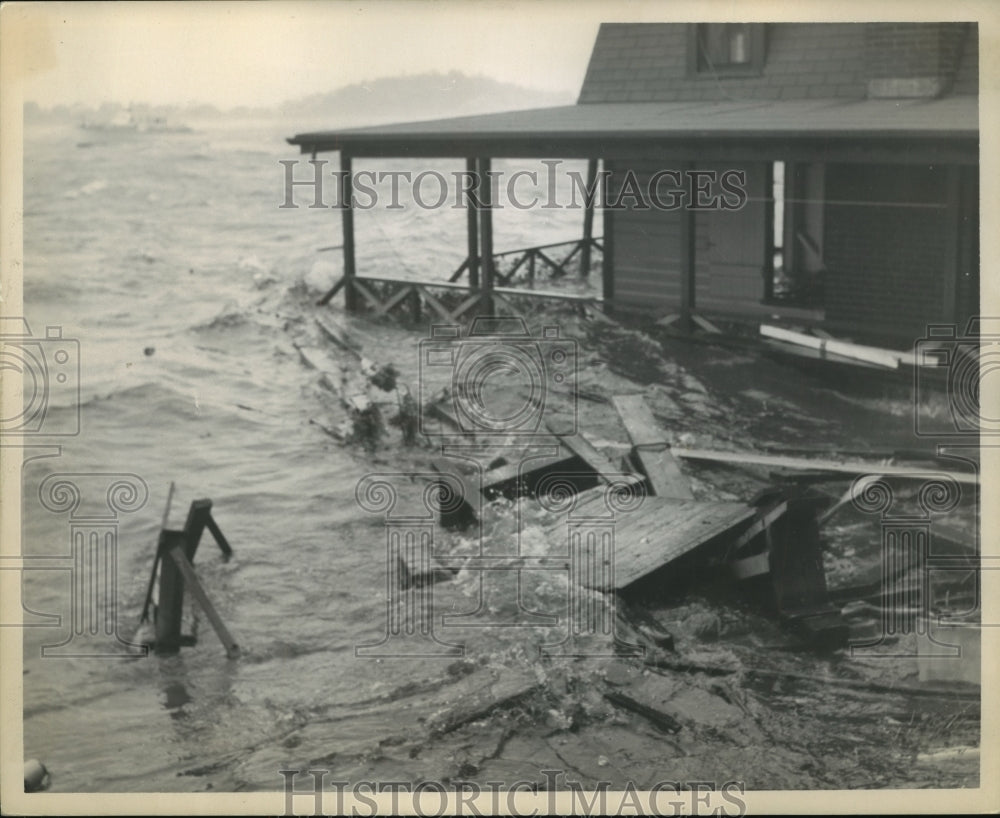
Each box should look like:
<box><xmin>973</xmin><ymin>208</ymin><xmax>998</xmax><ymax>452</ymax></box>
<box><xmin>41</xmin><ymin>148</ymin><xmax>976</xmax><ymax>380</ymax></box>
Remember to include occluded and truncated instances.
<box><xmin>318</xmin><ymin>237</ymin><xmax>604</xmax><ymax>324</ymax></box>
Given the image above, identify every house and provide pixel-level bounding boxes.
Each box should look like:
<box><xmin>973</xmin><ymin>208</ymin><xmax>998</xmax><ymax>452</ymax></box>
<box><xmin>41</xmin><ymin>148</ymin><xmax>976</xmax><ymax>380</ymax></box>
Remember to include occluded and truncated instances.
<box><xmin>288</xmin><ymin>23</ymin><xmax>978</xmax><ymax>347</ymax></box>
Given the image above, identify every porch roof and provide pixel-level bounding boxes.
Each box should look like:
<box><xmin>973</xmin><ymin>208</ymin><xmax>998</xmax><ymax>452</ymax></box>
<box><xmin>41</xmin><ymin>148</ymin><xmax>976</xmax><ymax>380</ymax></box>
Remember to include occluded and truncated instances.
<box><xmin>287</xmin><ymin>96</ymin><xmax>978</xmax><ymax>162</ymax></box>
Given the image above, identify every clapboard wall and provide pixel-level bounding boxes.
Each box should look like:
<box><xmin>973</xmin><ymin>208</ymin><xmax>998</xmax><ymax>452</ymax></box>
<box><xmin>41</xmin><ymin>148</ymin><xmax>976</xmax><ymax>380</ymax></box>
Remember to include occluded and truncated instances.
<box><xmin>823</xmin><ymin>164</ymin><xmax>955</xmax><ymax>341</ymax></box>
<box><xmin>607</xmin><ymin>160</ymin><xmax>766</xmax><ymax>315</ymax></box>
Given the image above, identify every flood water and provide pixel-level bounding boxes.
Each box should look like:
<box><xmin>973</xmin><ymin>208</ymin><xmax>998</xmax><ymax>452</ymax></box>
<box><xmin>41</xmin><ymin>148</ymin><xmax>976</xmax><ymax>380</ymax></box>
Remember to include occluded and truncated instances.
<box><xmin>17</xmin><ymin>115</ymin><xmax>979</xmax><ymax>793</ymax></box>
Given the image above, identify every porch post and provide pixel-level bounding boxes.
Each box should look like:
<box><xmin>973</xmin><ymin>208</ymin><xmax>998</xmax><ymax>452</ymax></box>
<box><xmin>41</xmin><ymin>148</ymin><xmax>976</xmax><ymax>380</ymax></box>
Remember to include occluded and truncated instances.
<box><xmin>341</xmin><ymin>153</ymin><xmax>357</xmax><ymax>312</ymax></box>
<box><xmin>466</xmin><ymin>157</ymin><xmax>480</xmax><ymax>290</ymax></box>
<box><xmin>942</xmin><ymin>164</ymin><xmax>961</xmax><ymax>322</ymax></box>
<box><xmin>579</xmin><ymin>158</ymin><xmax>598</xmax><ymax>278</ymax></box>
<box><xmin>679</xmin><ymin>160</ymin><xmax>696</xmax><ymax>333</ymax></box>
<box><xmin>478</xmin><ymin>157</ymin><xmax>495</xmax><ymax>316</ymax></box>
<box><xmin>601</xmin><ymin>159</ymin><xmax>614</xmax><ymax>313</ymax></box>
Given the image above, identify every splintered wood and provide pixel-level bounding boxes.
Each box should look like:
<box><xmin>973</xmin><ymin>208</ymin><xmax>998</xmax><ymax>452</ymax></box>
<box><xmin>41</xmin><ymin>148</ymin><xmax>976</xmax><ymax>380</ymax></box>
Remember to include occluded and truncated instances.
<box><xmin>612</xmin><ymin>394</ymin><xmax>693</xmax><ymax>499</ymax></box>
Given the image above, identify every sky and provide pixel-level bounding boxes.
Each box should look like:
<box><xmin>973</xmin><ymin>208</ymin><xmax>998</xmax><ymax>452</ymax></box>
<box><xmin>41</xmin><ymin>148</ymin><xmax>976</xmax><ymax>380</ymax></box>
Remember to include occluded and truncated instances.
<box><xmin>7</xmin><ymin>0</ymin><xmax>990</xmax><ymax>110</ymax></box>
<box><xmin>9</xmin><ymin>1</ymin><xmax>622</xmax><ymax>109</ymax></box>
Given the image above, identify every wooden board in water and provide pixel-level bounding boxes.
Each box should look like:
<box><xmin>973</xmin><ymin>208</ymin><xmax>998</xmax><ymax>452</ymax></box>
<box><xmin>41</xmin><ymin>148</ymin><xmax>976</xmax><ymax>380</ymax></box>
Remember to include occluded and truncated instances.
<box><xmin>551</xmin><ymin>495</ymin><xmax>756</xmax><ymax>590</ymax></box>
<box><xmin>611</xmin><ymin>395</ymin><xmax>693</xmax><ymax>500</ymax></box>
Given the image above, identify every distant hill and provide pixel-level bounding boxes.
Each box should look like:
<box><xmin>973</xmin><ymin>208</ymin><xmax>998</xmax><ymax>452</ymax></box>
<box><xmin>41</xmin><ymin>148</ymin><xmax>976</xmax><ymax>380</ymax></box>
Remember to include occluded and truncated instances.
<box><xmin>25</xmin><ymin>71</ymin><xmax>575</xmax><ymax>129</ymax></box>
<box><xmin>278</xmin><ymin>70</ymin><xmax>574</xmax><ymax>128</ymax></box>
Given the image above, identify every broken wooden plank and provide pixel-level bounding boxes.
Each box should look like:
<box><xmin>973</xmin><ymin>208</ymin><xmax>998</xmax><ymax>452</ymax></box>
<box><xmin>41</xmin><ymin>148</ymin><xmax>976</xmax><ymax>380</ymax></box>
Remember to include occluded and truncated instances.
<box><xmin>669</xmin><ymin>448</ymin><xmax>979</xmax><ymax>485</ymax></box>
<box><xmin>481</xmin><ymin>445</ymin><xmax>567</xmax><ymax>491</ymax></box>
<box><xmin>575</xmin><ymin>496</ymin><xmax>756</xmax><ymax>590</ymax></box>
<box><xmin>731</xmin><ymin>551</ymin><xmax>770</xmax><ymax>581</ymax></box>
<box><xmin>760</xmin><ymin>324</ymin><xmax>906</xmax><ymax>370</ymax></box>
<box><xmin>430</xmin><ymin>459</ymin><xmax>487</xmax><ymax>530</ymax></box>
<box><xmin>425</xmin><ymin>669</ymin><xmax>541</xmax><ymax>736</ymax></box>
<box><xmin>612</xmin><ymin>394</ymin><xmax>693</xmax><ymax>500</ymax></box>
<box><xmin>546</xmin><ymin>423</ymin><xmax>644</xmax><ymax>487</ymax></box>
<box><xmin>315</xmin><ymin>316</ymin><xmax>363</xmax><ymax>360</ymax></box>
<box><xmin>603</xmin><ymin>689</ymin><xmax>682</xmax><ymax>734</ymax></box>
<box><xmin>727</xmin><ymin>500</ymin><xmax>790</xmax><ymax>557</ymax></box>
<box><xmin>168</xmin><ymin>546</ymin><xmax>239</xmax><ymax>659</ymax></box>
<box><xmin>397</xmin><ymin>551</ymin><xmax>456</xmax><ymax>589</ymax></box>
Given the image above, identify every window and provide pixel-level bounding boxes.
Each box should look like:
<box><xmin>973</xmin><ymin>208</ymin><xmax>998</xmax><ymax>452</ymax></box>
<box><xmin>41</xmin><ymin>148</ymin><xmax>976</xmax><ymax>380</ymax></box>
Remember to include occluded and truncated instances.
<box><xmin>688</xmin><ymin>24</ymin><xmax>765</xmax><ymax>76</ymax></box>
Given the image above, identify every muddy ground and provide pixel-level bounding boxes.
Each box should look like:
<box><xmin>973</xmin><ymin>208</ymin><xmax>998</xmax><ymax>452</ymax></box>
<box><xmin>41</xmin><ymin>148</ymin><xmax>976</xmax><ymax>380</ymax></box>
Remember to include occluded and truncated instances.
<box><xmin>273</xmin><ymin>300</ymin><xmax>980</xmax><ymax>793</ymax></box>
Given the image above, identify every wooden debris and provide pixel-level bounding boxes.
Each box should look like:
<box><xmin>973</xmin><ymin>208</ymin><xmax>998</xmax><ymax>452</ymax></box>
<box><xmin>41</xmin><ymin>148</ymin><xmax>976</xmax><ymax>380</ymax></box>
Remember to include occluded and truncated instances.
<box><xmin>547</xmin><ymin>422</ymin><xmax>643</xmax><ymax>488</ymax></box>
<box><xmin>612</xmin><ymin>394</ymin><xmax>693</xmax><ymax>500</ymax></box>
<box><xmin>603</xmin><ymin>689</ymin><xmax>682</xmax><ymax>734</ymax></box>
<box><xmin>669</xmin><ymin>448</ymin><xmax>978</xmax><ymax>485</ymax></box>
<box><xmin>396</xmin><ymin>550</ymin><xmax>457</xmax><ymax>589</ymax></box>
<box><xmin>425</xmin><ymin>670</ymin><xmax>541</xmax><ymax>736</ymax></box>
<box><xmin>760</xmin><ymin>324</ymin><xmax>907</xmax><ymax>370</ymax></box>
<box><xmin>430</xmin><ymin>459</ymin><xmax>487</xmax><ymax>530</ymax></box>
<box><xmin>587</xmin><ymin>496</ymin><xmax>756</xmax><ymax>590</ymax></box>
<box><xmin>315</xmin><ymin>316</ymin><xmax>363</xmax><ymax>359</ymax></box>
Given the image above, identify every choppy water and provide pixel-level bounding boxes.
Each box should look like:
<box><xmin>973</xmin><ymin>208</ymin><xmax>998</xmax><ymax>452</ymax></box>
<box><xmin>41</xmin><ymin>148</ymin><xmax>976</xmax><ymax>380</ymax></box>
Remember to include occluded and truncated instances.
<box><xmin>19</xmin><ymin>116</ymin><xmax>593</xmax><ymax>792</ymax></box>
<box><xmin>16</xmin><ymin>116</ymin><xmax>980</xmax><ymax>795</ymax></box>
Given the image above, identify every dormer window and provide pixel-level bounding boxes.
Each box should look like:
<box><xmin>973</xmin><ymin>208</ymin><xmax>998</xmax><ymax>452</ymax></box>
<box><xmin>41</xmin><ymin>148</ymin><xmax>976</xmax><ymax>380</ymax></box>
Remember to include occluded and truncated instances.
<box><xmin>688</xmin><ymin>23</ymin><xmax>766</xmax><ymax>76</ymax></box>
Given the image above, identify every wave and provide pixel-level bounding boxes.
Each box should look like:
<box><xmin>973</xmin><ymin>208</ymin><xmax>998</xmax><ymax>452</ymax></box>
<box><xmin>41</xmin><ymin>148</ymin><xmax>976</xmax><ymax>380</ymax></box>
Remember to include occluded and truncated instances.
<box><xmin>63</xmin><ymin>179</ymin><xmax>109</xmax><ymax>199</ymax></box>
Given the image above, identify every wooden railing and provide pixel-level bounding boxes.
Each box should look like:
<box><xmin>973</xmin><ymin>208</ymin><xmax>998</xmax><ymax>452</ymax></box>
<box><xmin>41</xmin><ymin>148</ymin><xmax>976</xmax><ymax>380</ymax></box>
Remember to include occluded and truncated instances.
<box><xmin>449</xmin><ymin>236</ymin><xmax>603</xmax><ymax>287</ymax></box>
<box><xmin>318</xmin><ymin>237</ymin><xmax>604</xmax><ymax>324</ymax></box>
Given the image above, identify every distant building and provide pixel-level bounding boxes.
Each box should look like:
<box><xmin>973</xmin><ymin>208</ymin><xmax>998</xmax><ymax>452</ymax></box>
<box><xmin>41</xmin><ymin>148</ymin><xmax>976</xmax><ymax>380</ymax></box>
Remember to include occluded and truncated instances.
<box><xmin>290</xmin><ymin>23</ymin><xmax>978</xmax><ymax>346</ymax></box>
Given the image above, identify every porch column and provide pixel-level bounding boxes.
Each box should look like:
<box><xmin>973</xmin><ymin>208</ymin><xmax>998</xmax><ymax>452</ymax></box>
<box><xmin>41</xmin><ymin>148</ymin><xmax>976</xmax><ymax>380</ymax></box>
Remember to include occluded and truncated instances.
<box><xmin>466</xmin><ymin>157</ymin><xmax>480</xmax><ymax>290</ymax></box>
<box><xmin>942</xmin><ymin>165</ymin><xmax>961</xmax><ymax>322</ymax></box>
<box><xmin>679</xmin><ymin>160</ymin><xmax>696</xmax><ymax>333</ymax></box>
<box><xmin>478</xmin><ymin>157</ymin><xmax>495</xmax><ymax>316</ymax></box>
<box><xmin>341</xmin><ymin>153</ymin><xmax>357</xmax><ymax>312</ymax></box>
<box><xmin>579</xmin><ymin>158</ymin><xmax>598</xmax><ymax>278</ymax></box>
<box><xmin>601</xmin><ymin>159</ymin><xmax>614</xmax><ymax>313</ymax></box>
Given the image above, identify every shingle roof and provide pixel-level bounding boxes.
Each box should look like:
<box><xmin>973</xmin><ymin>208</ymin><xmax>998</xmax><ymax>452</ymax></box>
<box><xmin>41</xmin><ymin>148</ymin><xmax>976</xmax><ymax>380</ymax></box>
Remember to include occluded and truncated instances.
<box><xmin>288</xmin><ymin>96</ymin><xmax>977</xmax><ymax>156</ymax></box>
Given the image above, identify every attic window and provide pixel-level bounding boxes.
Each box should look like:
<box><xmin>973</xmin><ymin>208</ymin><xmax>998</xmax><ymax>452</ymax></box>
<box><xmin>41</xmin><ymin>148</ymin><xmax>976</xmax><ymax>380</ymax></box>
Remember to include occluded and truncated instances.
<box><xmin>688</xmin><ymin>24</ymin><xmax>765</xmax><ymax>76</ymax></box>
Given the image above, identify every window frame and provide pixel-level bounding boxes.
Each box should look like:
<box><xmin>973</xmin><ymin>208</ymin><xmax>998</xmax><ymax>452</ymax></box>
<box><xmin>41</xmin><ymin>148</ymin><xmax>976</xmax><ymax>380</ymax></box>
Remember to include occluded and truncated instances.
<box><xmin>686</xmin><ymin>23</ymin><xmax>766</xmax><ymax>78</ymax></box>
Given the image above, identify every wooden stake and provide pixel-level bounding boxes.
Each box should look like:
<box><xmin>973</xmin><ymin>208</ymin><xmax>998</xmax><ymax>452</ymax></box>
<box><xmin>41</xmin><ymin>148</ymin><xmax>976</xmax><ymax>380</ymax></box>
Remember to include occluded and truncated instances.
<box><xmin>169</xmin><ymin>546</ymin><xmax>240</xmax><ymax>659</ymax></box>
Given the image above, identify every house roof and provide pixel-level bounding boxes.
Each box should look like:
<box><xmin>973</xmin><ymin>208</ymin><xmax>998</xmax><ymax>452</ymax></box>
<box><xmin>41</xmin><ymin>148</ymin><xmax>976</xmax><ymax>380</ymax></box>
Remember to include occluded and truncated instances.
<box><xmin>287</xmin><ymin>96</ymin><xmax>977</xmax><ymax>161</ymax></box>
<box><xmin>577</xmin><ymin>22</ymin><xmax>978</xmax><ymax>104</ymax></box>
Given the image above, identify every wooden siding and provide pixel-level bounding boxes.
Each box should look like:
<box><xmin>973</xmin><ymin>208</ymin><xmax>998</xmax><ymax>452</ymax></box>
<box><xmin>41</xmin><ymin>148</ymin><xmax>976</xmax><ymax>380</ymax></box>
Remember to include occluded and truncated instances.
<box><xmin>823</xmin><ymin>164</ymin><xmax>953</xmax><ymax>341</ymax></box>
<box><xmin>579</xmin><ymin>23</ymin><xmax>976</xmax><ymax>105</ymax></box>
<box><xmin>608</xmin><ymin>159</ymin><xmax>684</xmax><ymax>311</ymax></box>
<box><xmin>609</xmin><ymin>161</ymin><xmax>768</xmax><ymax>314</ymax></box>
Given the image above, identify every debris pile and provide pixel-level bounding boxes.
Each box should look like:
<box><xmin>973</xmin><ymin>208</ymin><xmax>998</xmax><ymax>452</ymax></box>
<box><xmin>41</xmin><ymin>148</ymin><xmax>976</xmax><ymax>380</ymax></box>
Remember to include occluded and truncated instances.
<box><xmin>280</xmin><ymin>307</ymin><xmax>980</xmax><ymax>789</ymax></box>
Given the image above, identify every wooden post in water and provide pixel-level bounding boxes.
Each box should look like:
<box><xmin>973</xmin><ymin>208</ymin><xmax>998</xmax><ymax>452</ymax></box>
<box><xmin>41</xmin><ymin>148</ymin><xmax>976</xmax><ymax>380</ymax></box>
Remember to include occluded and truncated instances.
<box><xmin>579</xmin><ymin>158</ymin><xmax>598</xmax><ymax>278</ymax></box>
<box><xmin>341</xmin><ymin>153</ymin><xmax>357</xmax><ymax>313</ymax></box>
<box><xmin>154</xmin><ymin>529</ymin><xmax>188</xmax><ymax>654</ymax></box>
<box><xmin>466</xmin><ymin>157</ymin><xmax>480</xmax><ymax>291</ymax></box>
<box><xmin>140</xmin><ymin>482</ymin><xmax>175</xmax><ymax>624</ymax></box>
<box><xmin>478</xmin><ymin>157</ymin><xmax>495</xmax><ymax>317</ymax></box>
<box><xmin>147</xmin><ymin>494</ymin><xmax>238</xmax><ymax>657</ymax></box>
<box><xmin>182</xmin><ymin>499</ymin><xmax>232</xmax><ymax>562</ymax></box>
